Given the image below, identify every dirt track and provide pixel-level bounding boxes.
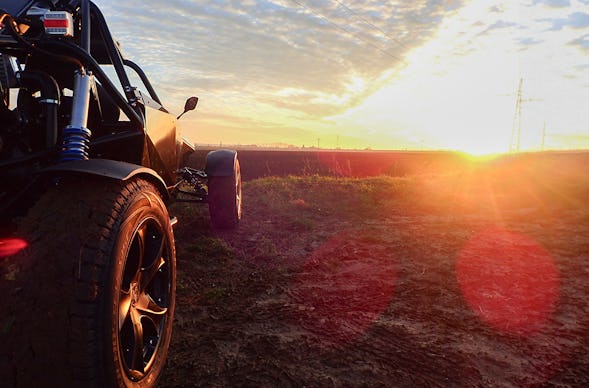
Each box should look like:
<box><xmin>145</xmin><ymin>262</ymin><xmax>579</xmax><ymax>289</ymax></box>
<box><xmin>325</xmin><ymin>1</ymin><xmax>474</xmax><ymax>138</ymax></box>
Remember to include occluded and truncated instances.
<box><xmin>161</xmin><ymin>173</ymin><xmax>589</xmax><ymax>387</ymax></box>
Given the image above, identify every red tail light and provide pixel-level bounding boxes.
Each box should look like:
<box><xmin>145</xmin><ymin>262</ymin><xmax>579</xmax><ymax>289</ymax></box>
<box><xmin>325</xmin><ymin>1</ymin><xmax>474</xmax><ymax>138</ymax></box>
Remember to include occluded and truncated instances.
<box><xmin>43</xmin><ymin>11</ymin><xmax>73</xmax><ymax>37</ymax></box>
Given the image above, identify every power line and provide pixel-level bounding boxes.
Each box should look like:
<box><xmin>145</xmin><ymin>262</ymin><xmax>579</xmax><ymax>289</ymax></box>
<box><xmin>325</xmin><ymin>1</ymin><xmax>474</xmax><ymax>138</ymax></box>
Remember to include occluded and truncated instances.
<box><xmin>289</xmin><ymin>0</ymin><xmax>405</xmax><ymax>63</ymax></box>
<box><xmin>330</xmin><ymin>0</ymin><xmax>409</xmax><ymax>50</ymax></box>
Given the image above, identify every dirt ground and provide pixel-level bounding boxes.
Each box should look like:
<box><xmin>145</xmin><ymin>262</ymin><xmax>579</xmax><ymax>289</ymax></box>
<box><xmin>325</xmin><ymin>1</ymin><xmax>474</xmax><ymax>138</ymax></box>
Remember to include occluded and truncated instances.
<box><xmin>160</xmin><ymin>170</ymin><xmax>589</xmax><ymax>387</ymax></box>
<box><xmin>1</xmin><ymin>159</ymin><xmax>587</xmax><ymax>387</ymax></box>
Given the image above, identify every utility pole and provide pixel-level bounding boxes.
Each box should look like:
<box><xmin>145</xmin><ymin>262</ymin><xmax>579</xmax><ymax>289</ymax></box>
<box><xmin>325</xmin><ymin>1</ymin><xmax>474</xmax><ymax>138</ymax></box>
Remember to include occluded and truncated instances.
<box><xmin>509</xmin><ymin>78</ymin><xmax>542</xmax><ymax>153</ymax></box>
<box><xmin>541</xmin><ymin>122</ymin><xmax>546</xmax><ymax>151</ymax></box>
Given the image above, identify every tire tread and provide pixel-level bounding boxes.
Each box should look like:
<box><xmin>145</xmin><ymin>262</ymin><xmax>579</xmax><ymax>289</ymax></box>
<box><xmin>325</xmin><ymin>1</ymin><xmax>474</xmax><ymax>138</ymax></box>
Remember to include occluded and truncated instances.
<box><xmin>0</xmin><ymin>178</ymin><xmax>174</xmax><ymax>387</ymax></box>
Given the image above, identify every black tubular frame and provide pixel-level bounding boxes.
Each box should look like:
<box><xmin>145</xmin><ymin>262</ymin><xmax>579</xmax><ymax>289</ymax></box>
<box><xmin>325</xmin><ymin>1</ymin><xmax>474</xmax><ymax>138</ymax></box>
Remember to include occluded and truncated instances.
<box><xmin>0</xmin><ymin>0</ymin><xmax>175</xmax><ymax>166</ymax></box>
<box><xmin>39</xmin><ymin>38</ymin><xmax>145</xmax><ymax>128</ymax></box>
<box><xmin>81</xmin><ymin>0</ymin><xmax>90</xmax><ymax>52</ymax></box>
<box><xmin>87</xmin><ymin>2</ymin><xmax>137</xmax><ymax>106</ymax></box>
<box><xmin>124</xmin><ymin>59</ymin><xmax>163</xmax><ymax>106</ymax></box>
<box><xmin>20</xmin><ymin>0</ymin><xmax>168</xmax><ymax>128</ymax></box>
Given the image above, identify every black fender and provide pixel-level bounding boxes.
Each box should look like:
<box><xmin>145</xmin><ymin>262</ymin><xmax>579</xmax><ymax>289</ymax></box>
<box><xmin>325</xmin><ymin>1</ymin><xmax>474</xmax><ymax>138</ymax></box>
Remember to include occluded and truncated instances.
<box><xmin>41</xmin><ymin>159</ymin><xmax>169</xmax><ymax>199</ymax></box>
<box><xmin>205</xmin><ymin>149</ymin><xmax>238</xmax><ymax>177</ymax></box>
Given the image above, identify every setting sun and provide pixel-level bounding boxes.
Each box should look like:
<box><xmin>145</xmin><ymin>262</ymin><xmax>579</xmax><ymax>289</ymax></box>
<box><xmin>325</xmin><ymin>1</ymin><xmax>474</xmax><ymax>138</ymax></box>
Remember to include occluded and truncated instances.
<box><xmin>327</xmin><ymin>0</ymin><xmax>588</xmax><ymax>154</ymax></box>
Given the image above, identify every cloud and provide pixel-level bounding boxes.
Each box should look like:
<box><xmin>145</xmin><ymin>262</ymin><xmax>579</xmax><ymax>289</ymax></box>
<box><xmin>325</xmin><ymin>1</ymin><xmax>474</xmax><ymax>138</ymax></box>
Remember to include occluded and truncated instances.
<box><xmin>518</xmin><ymin>36</ymin><xmax>544</xmax><ymax>45</ymax></box>
<box><xmin>568</xmin><ymin>32</ymin><xmax>589</xmax><ymax>51</ymax></box>
<box><xmin>92</xmin><ymin>0</ymin><xmax>588</xmax><ymax>150</ymax></box>
<box><xmin>544</xmin><ymin>11</ymin><xmax>589</xmax><ymax>30</ymax></box>
<box><xmin>532</xmin><ymin>0</ymin><xmax>571</xmax><ymax>7</ymax></box>
<box><xmin>95</xmin><ymin>0</ymin><xmax>466</xmax><ymax>117</ymax></box>
<box><xmin>480</xmin><ymin>19</ymin><xmax>523</xmax><ymax>35</ymax></box>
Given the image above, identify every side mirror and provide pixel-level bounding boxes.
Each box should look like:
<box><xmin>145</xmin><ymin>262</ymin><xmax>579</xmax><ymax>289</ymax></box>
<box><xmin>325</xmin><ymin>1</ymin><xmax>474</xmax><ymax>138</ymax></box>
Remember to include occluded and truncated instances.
<box><xmin>177</xmin><ymin>96</ymin><xmax>199</xmax><ymax>119</ymax></box>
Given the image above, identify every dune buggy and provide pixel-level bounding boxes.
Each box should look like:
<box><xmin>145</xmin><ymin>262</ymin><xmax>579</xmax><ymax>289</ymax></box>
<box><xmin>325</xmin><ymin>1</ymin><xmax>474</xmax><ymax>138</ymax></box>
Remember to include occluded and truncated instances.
<box><xmin>0</xmin><ymin>0</ymin><xmax>241</xmax><ymax>386</ymax></box>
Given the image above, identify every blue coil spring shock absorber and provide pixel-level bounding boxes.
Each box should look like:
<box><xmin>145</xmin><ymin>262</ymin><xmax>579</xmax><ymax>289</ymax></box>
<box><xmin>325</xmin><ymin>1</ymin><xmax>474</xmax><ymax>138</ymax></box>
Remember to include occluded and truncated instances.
<box><xmin>60</xmin><ymin>126</ymin><xmax>91</xmax><ymax>161</ymax></box>
<box><xmin>60</xmin><ymin>70</ymin><xmax>93</xmax><ymax>162</ymax></box>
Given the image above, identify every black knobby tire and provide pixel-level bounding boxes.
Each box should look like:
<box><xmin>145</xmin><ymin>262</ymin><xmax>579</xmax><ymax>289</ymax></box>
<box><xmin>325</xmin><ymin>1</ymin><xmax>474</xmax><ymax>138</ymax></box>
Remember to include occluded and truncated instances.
<box><xmin>207</xmin><ymin>158</ymin><xmax>242</xmax><ymax>229</ymax></box>
<box><xmin>0</xmin><ymin>178</ymin><xmax>176</xmax><ymax>387</ymax></box>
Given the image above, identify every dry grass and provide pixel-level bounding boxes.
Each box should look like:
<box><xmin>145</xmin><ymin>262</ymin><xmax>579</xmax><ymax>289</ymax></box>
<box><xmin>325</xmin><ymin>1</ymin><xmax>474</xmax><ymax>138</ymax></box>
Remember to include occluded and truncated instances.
<box><xmin>163</xmin><ymin>157</ymin><xmax>589</xmax><ymax>386</ymax></box>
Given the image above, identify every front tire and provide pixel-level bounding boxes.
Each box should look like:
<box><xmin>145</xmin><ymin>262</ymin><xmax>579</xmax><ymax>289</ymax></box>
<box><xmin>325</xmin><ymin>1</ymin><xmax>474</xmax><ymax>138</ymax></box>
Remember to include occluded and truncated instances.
<box><xmin>208</xmin><ymin>158</ymin><xmax>242</xmax><ymax>229</ymax></box>
<box><xmin>0</xmin><ymin>178</ymin><xmax>176</xmax><ymax>387</ymax></box>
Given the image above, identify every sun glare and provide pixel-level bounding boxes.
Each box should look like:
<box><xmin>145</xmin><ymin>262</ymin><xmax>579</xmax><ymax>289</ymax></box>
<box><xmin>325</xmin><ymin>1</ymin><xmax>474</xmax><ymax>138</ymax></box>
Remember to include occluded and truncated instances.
<box><xmin>330</xmin><ymin>0</ymin><xmax>521</xmax><ymax>153</ymax></box>
<box><xmin>456</xmin><ymin>228</ymin><xmax>559</xmax><ymax>336</ymax></box>
<box><xmin>460</xmin><ymin>150</ymin><xmax>505</xmax><ymax>163</ymax></box>
<box><xmin>291</xmin><ymin>230</ymin><xmax>397</xmax><ymax>344</ymax></box>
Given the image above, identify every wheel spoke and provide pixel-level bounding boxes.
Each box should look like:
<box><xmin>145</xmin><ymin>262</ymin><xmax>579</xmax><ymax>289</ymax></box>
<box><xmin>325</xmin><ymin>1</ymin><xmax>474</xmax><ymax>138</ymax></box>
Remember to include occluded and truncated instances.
<box><xmin>119</xmin><ymin>291</ymin><xmax>132</xmax><ymax>329</ymax></box>
<box><xmin>136</xmin><ymin>292</ymin><xmax>168</xmax><ymax>327</ymax></box>
<box><xmin>122</xmin><ymin>231</ymin><xmax>143</xmax><ymax>290</ymax></box>
<box><xmin>135</xmin><ymin>224</ymin><xmax>147</xmax><ymax>270</ymax></box>
<box><xmin>140</xmin><ymin>256</ymin><xmax>165</xmax><ymax>294</ymax></box>
<box><xmin>130</xmin><ymin>310</ymin><xmax>146</xmax><ymax>374</ymax></box>
<box><xmin>140</xmin><ymin>223</ymin><xmax>164</xmax><ymax>273</ymax></box>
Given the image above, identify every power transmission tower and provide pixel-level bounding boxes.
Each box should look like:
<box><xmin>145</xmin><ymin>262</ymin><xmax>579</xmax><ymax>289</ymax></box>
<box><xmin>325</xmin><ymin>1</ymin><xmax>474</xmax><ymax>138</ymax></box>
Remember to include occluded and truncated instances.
<box><xmin>510</xmin><ymin>78</ymin><xmax>523</xmax><ymax>153</ymax></box>
<box><xmin>509</xmin><ymin>78</ymin><xmax>542</xmax><ymax>153</ymax></box>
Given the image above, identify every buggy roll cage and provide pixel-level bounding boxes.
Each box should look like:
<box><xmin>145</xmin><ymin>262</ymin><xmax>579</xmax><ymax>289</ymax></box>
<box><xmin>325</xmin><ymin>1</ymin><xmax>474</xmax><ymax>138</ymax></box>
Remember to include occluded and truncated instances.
<box><xmin>0</xmin><ymin>0</ymin><xmax>165</xmax><ymax>130</ymax></box>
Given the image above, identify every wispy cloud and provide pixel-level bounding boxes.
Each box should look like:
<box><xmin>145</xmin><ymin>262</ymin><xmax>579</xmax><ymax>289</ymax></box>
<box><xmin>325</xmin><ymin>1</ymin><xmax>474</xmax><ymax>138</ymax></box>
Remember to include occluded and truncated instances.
<box><xmin>569</xmin><ymin>32</ymin><xmax>589</xmax><ymax>51</ymax></box>
<box><xmin>532</xmin><ymin>0</ymin><xmax>571</xmax><ymax>7</ymax></box>
<box><xmin>545</xmin><ymin>11</ymin><xmax>589</xmax><ymax>30</ymax></box>
<box><xmin>97</xmin><ymin>0</ymin><xmax>464</xmax><ymax>117</ymax></box>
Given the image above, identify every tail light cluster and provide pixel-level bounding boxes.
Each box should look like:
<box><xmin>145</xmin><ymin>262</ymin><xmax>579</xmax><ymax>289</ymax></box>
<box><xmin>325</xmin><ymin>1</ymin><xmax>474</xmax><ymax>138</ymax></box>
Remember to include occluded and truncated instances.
<box><xmin>43</xmin><ymin>11</ymin><xmax>74</xmax><ymax>37</ymax></box>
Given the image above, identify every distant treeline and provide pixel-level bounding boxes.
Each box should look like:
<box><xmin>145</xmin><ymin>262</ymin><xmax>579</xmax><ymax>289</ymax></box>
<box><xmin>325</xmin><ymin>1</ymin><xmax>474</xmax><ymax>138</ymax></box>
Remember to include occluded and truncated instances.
<box><xmin>186</xmin><ymin>148</ymin><xmax>589</xmax><ymax>181</ymax></box>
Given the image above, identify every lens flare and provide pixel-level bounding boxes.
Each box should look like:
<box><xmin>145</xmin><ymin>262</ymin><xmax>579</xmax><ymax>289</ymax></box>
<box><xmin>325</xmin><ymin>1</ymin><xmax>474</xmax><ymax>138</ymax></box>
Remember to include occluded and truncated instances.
<box><xmin>0</xmin><ymin>238</ymin><xmax>28</xmax><ymax>258</ymax></box>
<box><xmin>290</xmin><ymin>230</ymin><xmax>397</xmax><ymax>344</ymax></box>
<box><xmin>456</xmin><ymin>227</ymin><xmax>559</xmax><ymax>336</ymax></box>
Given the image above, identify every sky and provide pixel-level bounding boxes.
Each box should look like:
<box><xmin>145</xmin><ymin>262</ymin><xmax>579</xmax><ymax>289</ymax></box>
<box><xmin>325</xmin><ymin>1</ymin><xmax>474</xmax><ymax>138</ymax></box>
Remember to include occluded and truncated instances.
<box><xmin>95</xmin><ymin>0</ymin><xmax>589</xmax><ymax>154</ymax></box>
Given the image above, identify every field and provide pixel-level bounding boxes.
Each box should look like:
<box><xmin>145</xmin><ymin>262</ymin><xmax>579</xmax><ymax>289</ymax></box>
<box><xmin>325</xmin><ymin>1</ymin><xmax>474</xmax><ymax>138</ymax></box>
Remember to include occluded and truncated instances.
<box><xmin>1</xmin><ymin>150</ymin><xmax>588</xmax><ymax>386</ymax></box>
<box><xmin>161</xmin><ymin>150</ymin><xmax>589</xmax><ymax>386</ymax></box>
<box><xmin>188</xmin><ymin>148</ymin><xmax>589</xmax><ymax>180</ymax></box>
